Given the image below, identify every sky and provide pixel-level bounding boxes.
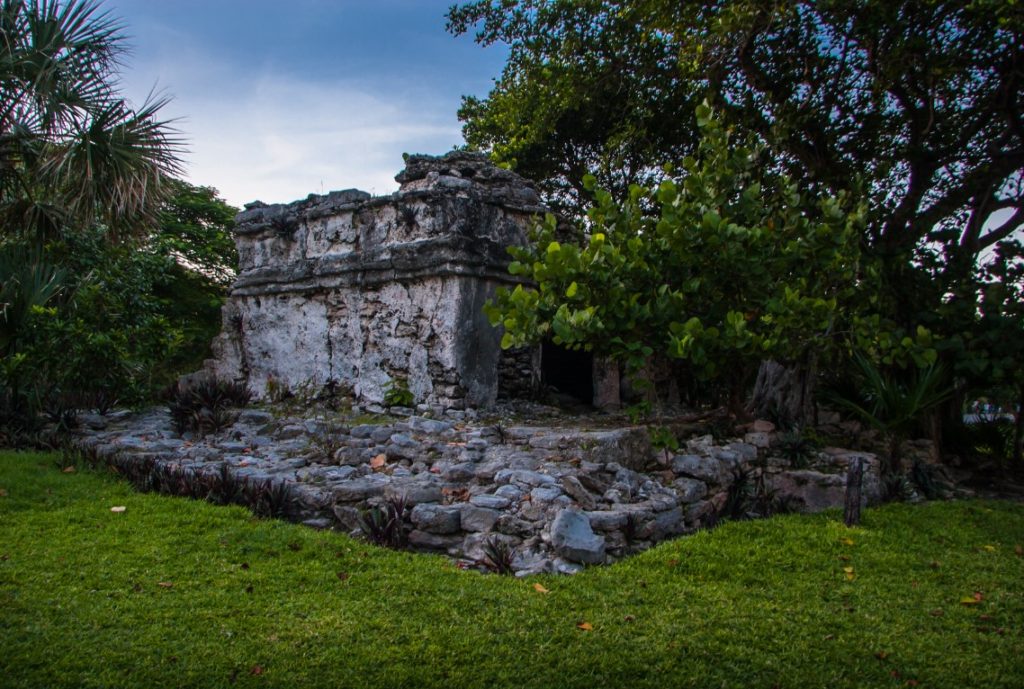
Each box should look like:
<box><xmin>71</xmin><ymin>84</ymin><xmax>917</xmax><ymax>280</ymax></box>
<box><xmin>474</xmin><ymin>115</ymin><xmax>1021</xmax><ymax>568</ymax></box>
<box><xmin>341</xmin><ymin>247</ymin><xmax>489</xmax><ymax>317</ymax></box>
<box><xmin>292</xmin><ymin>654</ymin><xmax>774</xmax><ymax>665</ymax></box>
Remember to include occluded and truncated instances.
<box><xmin>106</xmin><ymin>0</ymin><xmax>509</xmax><ymax>207</ymax></box>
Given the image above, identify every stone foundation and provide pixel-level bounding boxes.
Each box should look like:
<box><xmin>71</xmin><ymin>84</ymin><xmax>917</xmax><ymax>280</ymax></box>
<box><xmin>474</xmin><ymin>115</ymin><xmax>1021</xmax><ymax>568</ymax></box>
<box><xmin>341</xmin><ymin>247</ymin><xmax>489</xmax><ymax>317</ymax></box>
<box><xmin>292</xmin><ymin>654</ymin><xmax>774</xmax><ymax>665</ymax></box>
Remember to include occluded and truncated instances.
<box><xmin>74</xmin><ymin>406</ymin><xmax>882</xmax><ymax>575</ymax></box>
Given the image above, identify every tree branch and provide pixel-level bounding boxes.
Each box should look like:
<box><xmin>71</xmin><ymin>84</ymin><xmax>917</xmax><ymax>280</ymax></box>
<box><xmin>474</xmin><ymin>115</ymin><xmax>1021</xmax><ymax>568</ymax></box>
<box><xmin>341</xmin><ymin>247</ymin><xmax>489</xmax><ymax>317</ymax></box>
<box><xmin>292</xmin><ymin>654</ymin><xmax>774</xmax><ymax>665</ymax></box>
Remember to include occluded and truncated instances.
<box><xmin>979</xmin><ymin>205</ymin><xmax>1024</xmax><ymax>250</ymax></box>
<box><xmin>915</xmin><ymin>148</ymin><xmax>1024</xmax><ymax>237</ymax></box>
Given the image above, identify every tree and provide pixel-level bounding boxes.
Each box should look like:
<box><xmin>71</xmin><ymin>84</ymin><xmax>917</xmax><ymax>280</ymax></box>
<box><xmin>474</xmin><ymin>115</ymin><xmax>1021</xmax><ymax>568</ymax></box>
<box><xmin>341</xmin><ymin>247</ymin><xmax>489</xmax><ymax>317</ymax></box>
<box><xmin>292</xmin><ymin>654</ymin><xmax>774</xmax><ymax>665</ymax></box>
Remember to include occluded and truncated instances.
<box><xmin>151</xmin><ymin>180</ymin><xmax>238</xmax><ymax>375</ymax></box>
<box><xmin>3</xmin><ymin>180</ymin><xmax>237</xmax><ymax>435</ymax></box>
<box><xmin>154</xmin><ymin>179</ymin><xmax>238</xmax><ymax>287</ymax></box>
<box><xmin>0</xmin><ymin>0</ymin><xmax>181</xmax><ymax>242</ymax></box>
<box><xmin>0</xmin><ymin>0</ymin><xmax>188</xmax><ymax>439</ymax></box>
<box><xmin>451</xmin><ymin>0</ymin><xmax>1023</xmax><ymax>426</ymax></box>
<box><xmin>447</xmin><ymin>0</ymin><xmax>700</xmax><ymax>215</ymax></box>
<box><xmin>489</xmin><ymin>108</ymin><xmax>865</xmax><ymax>417</ymax></box>
<box><xmin>450</xmin><ymin>1</ymin><xmax>1022</xmax><ymax>269</ymax></box>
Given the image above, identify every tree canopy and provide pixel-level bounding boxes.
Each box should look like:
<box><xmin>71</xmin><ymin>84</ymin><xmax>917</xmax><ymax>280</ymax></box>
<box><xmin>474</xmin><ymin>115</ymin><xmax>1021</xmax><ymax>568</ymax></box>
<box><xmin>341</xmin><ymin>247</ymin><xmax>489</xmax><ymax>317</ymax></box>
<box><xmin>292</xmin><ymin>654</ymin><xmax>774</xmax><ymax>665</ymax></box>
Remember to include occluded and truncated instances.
<box><xmin>0</xmin><ymin>1</ymin><xmax>232</xmax><ymax>441</ymax></box>
<box><xmin>453</xmin><ymin>0</ymin><xmax>1023</xmax><ymax>438</ymax></box>
<box><xmin>448</xmin><ymin>0</ymin><xmax>1023</xmax><ymax>280</ymax></box>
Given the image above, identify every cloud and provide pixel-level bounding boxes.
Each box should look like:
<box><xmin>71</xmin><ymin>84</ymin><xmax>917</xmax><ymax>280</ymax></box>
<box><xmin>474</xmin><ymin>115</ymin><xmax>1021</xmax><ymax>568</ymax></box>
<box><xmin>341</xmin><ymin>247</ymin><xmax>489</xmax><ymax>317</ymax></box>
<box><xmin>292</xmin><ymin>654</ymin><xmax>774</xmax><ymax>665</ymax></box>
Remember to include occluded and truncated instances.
<box><xmin>119</xmin><ymin>27</ymin><xmax>466</xmax><ymax>207</ymax></box>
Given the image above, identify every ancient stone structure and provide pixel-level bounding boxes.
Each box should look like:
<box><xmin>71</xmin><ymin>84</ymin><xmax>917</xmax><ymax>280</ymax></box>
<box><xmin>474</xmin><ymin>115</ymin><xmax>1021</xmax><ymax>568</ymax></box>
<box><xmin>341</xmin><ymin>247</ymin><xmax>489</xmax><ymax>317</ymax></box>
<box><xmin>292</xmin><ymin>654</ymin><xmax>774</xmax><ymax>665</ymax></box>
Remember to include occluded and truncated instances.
<box><xmin>90</xmin><ymin>151</ymin><xmax>897</xmax><ymax>573</ymax></box>
<box><xmin>73</xmin><ymin>407</ymin><xmax>884</xmax><ymax>575</ymax></box>
<box><xmin>204</xmin><ymin>152</ymin><xmax>545</xmax><ymax>410</ymax></box>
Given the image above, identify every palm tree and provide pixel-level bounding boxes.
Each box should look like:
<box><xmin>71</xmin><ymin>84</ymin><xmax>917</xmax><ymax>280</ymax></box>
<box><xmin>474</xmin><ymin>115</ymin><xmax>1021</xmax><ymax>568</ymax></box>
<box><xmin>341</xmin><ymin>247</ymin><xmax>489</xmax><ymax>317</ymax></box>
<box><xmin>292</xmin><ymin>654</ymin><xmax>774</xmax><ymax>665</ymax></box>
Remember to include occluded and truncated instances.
<box><xmin>0</xmin><ymin>1</ymin><xmax>183</xmax><ymax>435</ymax></box>
<box><xmin>0</xmin><ymin>0</ymin><xmax>183</xmax><ymax>242</ymax></box>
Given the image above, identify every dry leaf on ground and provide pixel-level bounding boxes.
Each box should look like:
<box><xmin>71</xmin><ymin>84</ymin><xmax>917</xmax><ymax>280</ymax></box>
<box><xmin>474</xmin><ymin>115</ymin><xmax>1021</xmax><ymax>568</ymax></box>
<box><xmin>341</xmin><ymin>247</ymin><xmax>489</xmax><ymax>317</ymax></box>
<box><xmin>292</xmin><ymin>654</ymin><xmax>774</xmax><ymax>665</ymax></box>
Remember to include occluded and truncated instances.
<box><xmin>533</xmin><ymin>583</ymin><xmax>549</xmax><ymax>594</ymax></box>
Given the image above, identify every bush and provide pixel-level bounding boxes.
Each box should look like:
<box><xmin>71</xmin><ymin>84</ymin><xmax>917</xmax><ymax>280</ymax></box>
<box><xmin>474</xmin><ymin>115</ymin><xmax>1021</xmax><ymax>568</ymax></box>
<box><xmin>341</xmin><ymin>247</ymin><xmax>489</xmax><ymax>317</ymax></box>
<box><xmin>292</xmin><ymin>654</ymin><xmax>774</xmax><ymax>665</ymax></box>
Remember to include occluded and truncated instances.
<box><xmin>165</xmin><ymin>377</ymin><xmax>250</xmax><ymax>437</ymax></box>
<box><xmin>359</xmin><ymin>496</ymin><xmax>409</xmax><ymax>548</ymax></box>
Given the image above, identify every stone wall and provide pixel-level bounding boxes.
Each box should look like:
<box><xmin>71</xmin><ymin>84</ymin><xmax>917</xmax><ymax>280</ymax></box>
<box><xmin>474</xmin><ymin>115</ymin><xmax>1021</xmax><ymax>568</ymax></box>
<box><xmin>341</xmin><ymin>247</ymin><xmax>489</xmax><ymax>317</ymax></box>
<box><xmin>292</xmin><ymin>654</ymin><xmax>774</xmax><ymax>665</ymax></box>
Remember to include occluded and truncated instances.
<box><xmin>74</xmin><ymin>408</ymin><xmax>883</xmax><ymax>575</ymax></box>
<box><xmin>204</xmin><ymin>152</ymin><xmax>546</xmax><ymax>409</ymax></box>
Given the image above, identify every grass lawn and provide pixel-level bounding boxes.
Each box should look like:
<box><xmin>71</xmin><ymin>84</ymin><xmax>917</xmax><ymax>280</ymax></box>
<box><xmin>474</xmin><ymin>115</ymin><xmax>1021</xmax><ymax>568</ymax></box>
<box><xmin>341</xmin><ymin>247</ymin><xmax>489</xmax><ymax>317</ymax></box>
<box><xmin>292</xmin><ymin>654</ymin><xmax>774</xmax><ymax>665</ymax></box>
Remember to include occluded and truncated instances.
<box><xmin>1</xmin><ymin>451</ymin><xmax>1022</xmax><ymax>688</ymax></box>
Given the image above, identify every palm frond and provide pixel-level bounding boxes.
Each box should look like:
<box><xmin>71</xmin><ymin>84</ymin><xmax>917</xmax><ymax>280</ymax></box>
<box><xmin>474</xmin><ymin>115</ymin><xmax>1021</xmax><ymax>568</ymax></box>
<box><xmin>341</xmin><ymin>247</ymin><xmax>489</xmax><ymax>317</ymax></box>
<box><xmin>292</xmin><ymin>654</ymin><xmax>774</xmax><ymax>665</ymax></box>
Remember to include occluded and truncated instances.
<box><xmin>827</xmin><ymin>353</ymin><xmax>951</xmax><ymax>438</ymax></box>
<box><xmin>0</xmin><ymin>241</ymin><xmax>65</xmax><ymax>353</ymax></box>
<box><xmin>1</xmin><ymin>0</ymin><xmax>183</xmax><ymax>240</ymax></box>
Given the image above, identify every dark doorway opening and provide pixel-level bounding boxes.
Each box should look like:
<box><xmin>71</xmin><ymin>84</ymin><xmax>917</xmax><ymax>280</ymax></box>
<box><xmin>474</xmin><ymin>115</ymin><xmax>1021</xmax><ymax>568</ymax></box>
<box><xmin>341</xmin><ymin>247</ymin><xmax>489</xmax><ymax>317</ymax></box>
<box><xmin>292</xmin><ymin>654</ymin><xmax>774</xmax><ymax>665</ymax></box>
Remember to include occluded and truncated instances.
<box><xmin>541</xmin><ymin>340</ymin><xmax>593</xmax><ymax>405</ymax></box>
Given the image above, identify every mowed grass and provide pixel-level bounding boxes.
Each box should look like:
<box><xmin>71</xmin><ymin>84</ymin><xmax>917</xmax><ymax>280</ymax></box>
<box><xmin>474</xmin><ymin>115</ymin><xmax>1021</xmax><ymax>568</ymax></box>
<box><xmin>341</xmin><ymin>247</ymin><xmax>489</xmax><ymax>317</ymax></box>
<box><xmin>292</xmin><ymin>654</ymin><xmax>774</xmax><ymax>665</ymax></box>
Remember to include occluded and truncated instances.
<box><xmin>1</xmin><ymin>452</ymin><xmax>1022</xmax><ymax>689</ymax></box>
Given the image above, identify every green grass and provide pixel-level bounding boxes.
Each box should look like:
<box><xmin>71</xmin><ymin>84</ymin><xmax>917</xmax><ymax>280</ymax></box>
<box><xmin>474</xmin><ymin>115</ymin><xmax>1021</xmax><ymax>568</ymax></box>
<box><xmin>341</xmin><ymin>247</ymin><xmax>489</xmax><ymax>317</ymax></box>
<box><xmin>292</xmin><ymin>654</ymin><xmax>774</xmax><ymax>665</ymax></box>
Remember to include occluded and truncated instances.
<box><xmin>1</xmin><ymin>451</ymin><xmax>1022</xmax><ymax>689</ymax></box>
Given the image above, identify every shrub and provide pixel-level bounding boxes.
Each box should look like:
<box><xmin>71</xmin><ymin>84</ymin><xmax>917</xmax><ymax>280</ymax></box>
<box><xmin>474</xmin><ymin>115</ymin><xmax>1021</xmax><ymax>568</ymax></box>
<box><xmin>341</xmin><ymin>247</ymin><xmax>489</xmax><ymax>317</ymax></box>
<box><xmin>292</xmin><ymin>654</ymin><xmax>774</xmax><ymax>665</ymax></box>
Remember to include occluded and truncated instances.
<box><xmin>826</xmin><ymin>354</ymin><xmax>951</xmax><ymax>476</ymax></box>
<box><xmin>165</xmin><ymin>377</ymin><xmax>250</xmax><ymax>437</ymax></box>
<box><xmin>309</xmin><ymin>421</ymin><xmax>350</xmax><ymax>462</ymax></box>
<box><xmin>383</xmin><ymin>378</ymin><xmax>415</xmax><ymax>408</ymax></box>
<box><xmin>648</xmin><ymin>426</ymin><xmax>680</xmax><ymax>464</ymax></box>
<box><xmin>721</xmin><ymin>466</ymin><xmax>753</xmax><ymax>521</ymax></box>
<box><xmin>359</xmin><ymin>495</ymin><xmax>409</xmax><ymax>548</ymax></box>
<box><xmin>774</xmin><ymin>428</ymin><xmax>818</xmax><ymax>469</ymax></box>
<box><xmin>249</xmin><ymin>478</ymin><xmax>300</xmax><ymax>519</ymax></box>
<box><xmin>480</xmin><ymin>537</ymin><xmax>516</xmax><ymax>575</ymax></box>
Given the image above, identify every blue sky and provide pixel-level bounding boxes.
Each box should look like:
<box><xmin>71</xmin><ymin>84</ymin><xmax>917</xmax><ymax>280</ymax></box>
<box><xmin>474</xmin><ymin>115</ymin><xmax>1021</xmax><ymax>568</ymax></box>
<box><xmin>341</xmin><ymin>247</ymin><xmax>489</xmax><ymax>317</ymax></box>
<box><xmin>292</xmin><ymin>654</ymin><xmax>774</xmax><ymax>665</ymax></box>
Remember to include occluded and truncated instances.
<box><xmin>106</xmin><ymin>0</ymin><xmax>508</xmax><ymax>206</ymax></box>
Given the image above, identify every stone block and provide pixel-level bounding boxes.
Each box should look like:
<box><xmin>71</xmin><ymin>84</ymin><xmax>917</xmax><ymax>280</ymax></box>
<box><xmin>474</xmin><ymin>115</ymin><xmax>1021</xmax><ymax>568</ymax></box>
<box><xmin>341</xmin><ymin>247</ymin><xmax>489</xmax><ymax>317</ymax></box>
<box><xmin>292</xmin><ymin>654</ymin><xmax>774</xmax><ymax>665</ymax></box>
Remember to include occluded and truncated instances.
<box><xmin>410</xmin><ymin>504</ymin><xmax>461</xmax><ymax>534</ymax></box>
<box><xmin>385</xmin><ymin>479</ymin><xmax>443</xmax><ymax>506</ymax></box>
<box><xmin>470</xmin><ymin>494</ymin><xmax>512</xmax><ymax>510</ymax></box>
<box><xmin>550</xmin><ymin>510</ymin><xmax>605</xmax><ymax>564</ymax></box>
<box><xmin>530</xmin><ymin>485</ymin><xmax>564</xmax><ymax>503</ymax></box>
<box><xmin>560</xmin><ymin>475</ymin><xmax>598</xmax><ymax>510</ymax></box>
<box><xmin>769</xmin><ymin>470</ymin><xmax>846</xmax><ymax>512</ymax></box>
<box><xmin>637</xmin><ymin>507</ymin><xmax>685</xmax><ymax>540</ymax></box>
<box><xmin>408</xmin><ymin>530</ymin><xmax>462</xmax><ymax>551</ymax></box>
<box><xmin>744</xmin><ymin>432</ymin><xmax>772</xmax><ymax>449</ymax></box>
<box><xmin>331</xmin><ymin>478</ymin><xmax>386</xmax><ymax>502</ymax></box>
<box><xmin>671</xmin><ymin>454</ymin><xmax>724</xmax><ymax>484</ymax></box>
<box><xmin>494</xmin><ymin>469</ymin><xmax>557</xmax><ymax>487</ymax></box>
<box><xmin>584</xmin><ymin>510</ymin><xmax>629</xmax><ymax>532</ymax></box>
<box><xmin>460</xmin><ymin>505</ymin><xmax>501</xmax><ymax>532</ymax></box>
<box><xmin>672</xmin><ymin>477</ymin><xmax>708</xmax><ymax>503</ymax></box>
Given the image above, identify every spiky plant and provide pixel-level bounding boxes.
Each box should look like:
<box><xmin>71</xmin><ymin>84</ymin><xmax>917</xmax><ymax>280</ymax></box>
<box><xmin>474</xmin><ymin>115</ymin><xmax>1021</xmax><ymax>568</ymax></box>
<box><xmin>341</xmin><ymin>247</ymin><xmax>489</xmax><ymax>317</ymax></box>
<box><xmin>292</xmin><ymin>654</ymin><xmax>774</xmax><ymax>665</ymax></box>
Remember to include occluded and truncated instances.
<box><xmin>359</xmin><ymin>495</ymin><xmax>409</xmax><ymax>548</ymax></box>
<box><xmin>827</xmin><ymin>354</ymin><xmax>951</xmax><ymax>477</ymax></box>
<box><xmin>480</xmin><ymin>537</ymin><xmax>516</xmax><ymax>575</ymax></box>
<box><xmin>249</xmin><ymin>478</ymin><xmax>299</xmax><ymax>519</ymax></box>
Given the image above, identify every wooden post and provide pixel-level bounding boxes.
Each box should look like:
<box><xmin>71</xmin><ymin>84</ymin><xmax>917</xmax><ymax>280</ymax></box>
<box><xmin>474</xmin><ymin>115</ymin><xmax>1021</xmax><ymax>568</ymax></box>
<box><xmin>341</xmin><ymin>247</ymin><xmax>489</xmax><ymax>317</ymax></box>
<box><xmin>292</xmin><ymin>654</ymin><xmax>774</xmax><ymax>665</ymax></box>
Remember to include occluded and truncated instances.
<box><xmin>844</xmin><ymin>456</ymin><xmax>864</xmax><ymax>527</ymax></box>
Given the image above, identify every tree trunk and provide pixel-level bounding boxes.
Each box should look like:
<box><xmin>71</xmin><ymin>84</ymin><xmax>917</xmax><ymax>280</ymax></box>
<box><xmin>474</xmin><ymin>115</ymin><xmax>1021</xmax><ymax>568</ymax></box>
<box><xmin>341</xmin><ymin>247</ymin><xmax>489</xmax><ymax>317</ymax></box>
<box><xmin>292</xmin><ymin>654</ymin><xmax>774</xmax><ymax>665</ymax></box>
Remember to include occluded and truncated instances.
<box><xmin>1013</xmin><ymin>384</ymin><xmax>1024</xmax><ymax>467</ymax></box>
<box><xmin>750</xmin><ymin>356</ymin><xmax>818</xmax><ymax>429</ymax></box>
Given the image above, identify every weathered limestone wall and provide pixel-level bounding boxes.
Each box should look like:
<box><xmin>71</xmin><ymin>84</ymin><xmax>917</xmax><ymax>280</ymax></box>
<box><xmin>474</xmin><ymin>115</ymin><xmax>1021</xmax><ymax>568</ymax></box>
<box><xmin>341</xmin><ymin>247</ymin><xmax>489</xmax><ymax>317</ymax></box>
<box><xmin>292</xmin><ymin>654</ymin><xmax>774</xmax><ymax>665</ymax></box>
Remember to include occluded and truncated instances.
<box><xmin>205</xmin><ymin>152</ymin><xmax>545</xmax><ymax>408</ymax></box>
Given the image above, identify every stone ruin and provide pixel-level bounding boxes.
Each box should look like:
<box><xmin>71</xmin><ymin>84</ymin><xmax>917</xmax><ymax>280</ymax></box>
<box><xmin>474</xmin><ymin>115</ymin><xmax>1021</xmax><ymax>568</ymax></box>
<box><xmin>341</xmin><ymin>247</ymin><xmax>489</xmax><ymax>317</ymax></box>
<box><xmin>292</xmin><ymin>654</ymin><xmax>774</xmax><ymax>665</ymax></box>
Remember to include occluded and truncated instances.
<box><xmin>203</xmin><ymin>151</ymin><xmax>544</xmax><ymax>411</ymax></box>
<box><xmin>75</xmin><ymin>407</ymin><xmax>883</xmax><ymax>575</ymax></box>
<box><xmin>68</xmin><ymin>151</ymin><xmax>886</xmax><ymax>576</ymax></box>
